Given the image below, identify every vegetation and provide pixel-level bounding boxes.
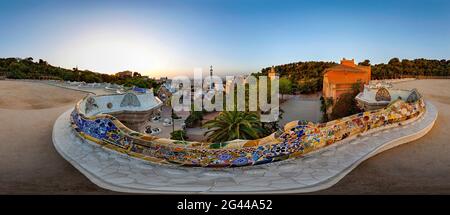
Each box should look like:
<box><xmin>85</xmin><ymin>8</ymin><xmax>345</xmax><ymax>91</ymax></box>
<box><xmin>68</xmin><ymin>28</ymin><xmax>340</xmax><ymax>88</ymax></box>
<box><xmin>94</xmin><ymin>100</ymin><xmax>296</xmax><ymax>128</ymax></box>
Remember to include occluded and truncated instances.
<box><xmin>203</xmin><ymin>111</ymin><xmax>264</xmax><ymax>142</ymax></box>
<box><xmin>201</xmin><ymin>76</ymin><xmax>284</xmax><ymax>141</ymax></box>
<box><xmin>279</xmin><ymin>77</ymin><xmax>292</xmax><ymax>100</ymax></box>
<box><xmin>255</xmin><ymin>58</ymin><xmax>450</xmax><ymax>94</ymax></box>
<box><xmin>296</xmin><ymin>77</ymin><xmax>322</xmax><ymax>94</ymax></box>
<box><xmin>118</xmin><ymin>76</ymin><xmax>158</xmax><ymax>89</ymax></box>
<box><xmin>260</xmin><ymin>108</ymin><xmax>284</xmax><ymax>136</ymax></box>
<box><xmin>320</xmin><ymin>96</ymin><xmax>333</xmax><ymax>122</ymax></box>
<box><xmin>0</xmin><ymin>57</ymin><xmax>161</xmax><ymax>89</ymax></box>
<box><xmin>185</xmin><ymin>110</ymin><xmax>204</xmax><ymax>128</ymax></box>
<box><xmin>370</xmin><ymin>58</ymin><xmax>450</xmax><ymax>79</ymax></box>
<box><xmin>170</xmin><ymin>130</ymin><xmax>188</xmax><ymax>141</ymax></box>
<box><xmin>329</xmin><ymin>82</ymin><xmax>363</xmax><ymax>121</ymax></box>
<box><xmin>255</xmin><ymin>61</ymin><xmax>336</xmax><ymax>94</ymax></box>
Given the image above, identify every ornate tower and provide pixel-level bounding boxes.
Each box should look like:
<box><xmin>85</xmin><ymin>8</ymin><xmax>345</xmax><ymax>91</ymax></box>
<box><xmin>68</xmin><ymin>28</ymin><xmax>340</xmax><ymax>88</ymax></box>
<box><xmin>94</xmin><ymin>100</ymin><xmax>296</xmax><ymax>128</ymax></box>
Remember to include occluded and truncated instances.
<box><xmin>209</xmin><ymin>65</ymin><xmax>214</xmax><ymax>90</ymax></box>
<box><xmin>268</xmin><ymin>65</ymin><xmax>277</xmax><ymax>80</ymax></box>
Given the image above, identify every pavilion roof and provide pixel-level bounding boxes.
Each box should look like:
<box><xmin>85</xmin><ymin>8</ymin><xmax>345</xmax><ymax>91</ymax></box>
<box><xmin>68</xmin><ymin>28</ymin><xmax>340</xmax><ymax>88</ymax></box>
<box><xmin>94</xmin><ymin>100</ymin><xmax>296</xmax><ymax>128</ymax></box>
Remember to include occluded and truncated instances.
<box><xmin>324</xmin><ymin>64</ymin><xmax>368</xmax><ymax>74</ymax></box>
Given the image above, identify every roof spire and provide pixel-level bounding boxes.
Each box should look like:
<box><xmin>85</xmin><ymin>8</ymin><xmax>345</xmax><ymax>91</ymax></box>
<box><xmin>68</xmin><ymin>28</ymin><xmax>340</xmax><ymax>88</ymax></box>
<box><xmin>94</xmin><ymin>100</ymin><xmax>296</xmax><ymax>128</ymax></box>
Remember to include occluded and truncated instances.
<box><xmin>209</xmin><ymin>65</ymin><xmax>213</xmax><ymax>90</ymax></box>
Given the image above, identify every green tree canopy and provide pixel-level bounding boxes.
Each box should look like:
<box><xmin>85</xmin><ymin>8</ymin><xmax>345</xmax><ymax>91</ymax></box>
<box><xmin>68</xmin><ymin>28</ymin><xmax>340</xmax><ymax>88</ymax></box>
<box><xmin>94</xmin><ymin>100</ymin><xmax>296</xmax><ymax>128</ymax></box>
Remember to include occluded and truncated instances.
<box><xmin>203</xmin><ymin>111</ymin><xmax>264</xmax><ymax>142</ymax></box>
<box><xmin>279</xmin><ymin>77</ymin><xmax>292</xmax><ymax>99</ymax></box>
<box><xmin>0</xmin><ymin>57</ymin><xmax>161</xmax><ymax>90</ymax></box>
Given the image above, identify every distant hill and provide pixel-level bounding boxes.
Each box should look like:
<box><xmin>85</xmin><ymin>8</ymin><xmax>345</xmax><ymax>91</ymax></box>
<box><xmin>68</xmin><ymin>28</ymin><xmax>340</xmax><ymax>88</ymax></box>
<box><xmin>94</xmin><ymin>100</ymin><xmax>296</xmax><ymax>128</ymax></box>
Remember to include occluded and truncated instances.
<box><xmin>2</xmin><ymin>57</ymin><xmax>449</xmax><ymax>93</ymax></box>
<box><xmin>258</xmin><ymin>61</ymin><xmax>336</xmax><ymax>94</ymax></box>
<box><xmin>0</xmin><ymin>57</ymin><xmax>159</xmax><ymax>89</ymax></box>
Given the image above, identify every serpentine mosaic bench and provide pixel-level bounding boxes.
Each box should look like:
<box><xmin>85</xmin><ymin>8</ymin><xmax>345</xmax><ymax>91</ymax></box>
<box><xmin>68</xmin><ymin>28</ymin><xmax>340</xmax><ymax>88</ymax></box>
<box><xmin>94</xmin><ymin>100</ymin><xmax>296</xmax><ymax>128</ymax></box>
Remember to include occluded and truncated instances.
<box><xmin>70</xmin><ymin>90</ymin><xmax>425</xmax><ymax>168</ymax></box>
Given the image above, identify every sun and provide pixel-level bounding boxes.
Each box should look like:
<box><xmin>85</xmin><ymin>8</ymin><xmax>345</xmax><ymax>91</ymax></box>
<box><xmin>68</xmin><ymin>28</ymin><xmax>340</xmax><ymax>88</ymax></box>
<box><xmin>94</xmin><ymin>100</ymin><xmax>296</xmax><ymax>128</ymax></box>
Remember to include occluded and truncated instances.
<box><xmin>57</xmin><ymin>27</ymin><xmax>170</xmax><ymax>75</ymax></box>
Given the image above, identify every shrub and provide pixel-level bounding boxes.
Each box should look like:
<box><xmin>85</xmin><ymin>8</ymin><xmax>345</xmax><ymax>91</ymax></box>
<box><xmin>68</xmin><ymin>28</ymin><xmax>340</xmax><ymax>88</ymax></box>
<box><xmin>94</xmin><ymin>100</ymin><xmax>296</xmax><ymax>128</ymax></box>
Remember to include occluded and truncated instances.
<box><xmin>185</xmin><ymin>111</ymin><xmax>203</xmax><ymax>128</ymax></box>
<box><xmin>329</xmin><ymin>82</ymin><xmax>362</xmax><ymax>120</ymax></box>
<box><xmin>170</xmin><ymin>130</ymin><xmax>187</xmax><ymax>141</ymax></box>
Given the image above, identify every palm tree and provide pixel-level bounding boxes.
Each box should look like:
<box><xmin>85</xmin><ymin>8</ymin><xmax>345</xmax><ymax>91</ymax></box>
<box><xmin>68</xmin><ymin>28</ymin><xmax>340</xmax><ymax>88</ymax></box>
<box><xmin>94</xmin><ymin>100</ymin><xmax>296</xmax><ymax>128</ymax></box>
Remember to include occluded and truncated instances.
<box><xmin>203</xmin><ymin>111</ymin><xmax>263</xmax><ymax>143</ymax></box>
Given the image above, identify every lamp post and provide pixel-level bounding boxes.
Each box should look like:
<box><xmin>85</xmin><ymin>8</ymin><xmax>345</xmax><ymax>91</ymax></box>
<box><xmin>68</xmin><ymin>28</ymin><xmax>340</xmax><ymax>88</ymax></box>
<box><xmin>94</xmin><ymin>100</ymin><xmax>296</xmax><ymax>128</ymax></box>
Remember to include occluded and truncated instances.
<box><xmin>166</xmin><ymin>96</ymin><xmax>175</xmax><ymax>133</ymax></box>
<box><xmin>172</xmin><ymin>107</ymin><xmax>175</xmax><ymax>133</ymax></box>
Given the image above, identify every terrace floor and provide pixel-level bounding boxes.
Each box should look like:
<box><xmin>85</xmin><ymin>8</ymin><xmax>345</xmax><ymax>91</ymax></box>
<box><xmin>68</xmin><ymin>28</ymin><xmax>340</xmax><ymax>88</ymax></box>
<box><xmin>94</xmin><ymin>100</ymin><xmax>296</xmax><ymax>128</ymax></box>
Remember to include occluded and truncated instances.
<box><xmin>0</xmin><ymin>80</ymin><xmax>114</xmax><ymax>194</ymax></box>
<box><xmin>1</xmin><ymin>79</ymin><xmax>449</xmax><ymax>194</ymax></box>
<box><xmin>279</xmin><ymin>93</ymin><xmax>322</xmax><ymax>124</ymax></box>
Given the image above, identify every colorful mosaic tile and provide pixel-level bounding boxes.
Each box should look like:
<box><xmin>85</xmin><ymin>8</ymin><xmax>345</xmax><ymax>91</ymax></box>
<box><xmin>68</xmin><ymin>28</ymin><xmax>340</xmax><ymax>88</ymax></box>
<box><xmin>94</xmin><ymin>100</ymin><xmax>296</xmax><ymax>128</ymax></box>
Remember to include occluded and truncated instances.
<box><xmin>70</xmin><ymin>96</ymin><xmax>425</xmax><ymax>168</ymax></box>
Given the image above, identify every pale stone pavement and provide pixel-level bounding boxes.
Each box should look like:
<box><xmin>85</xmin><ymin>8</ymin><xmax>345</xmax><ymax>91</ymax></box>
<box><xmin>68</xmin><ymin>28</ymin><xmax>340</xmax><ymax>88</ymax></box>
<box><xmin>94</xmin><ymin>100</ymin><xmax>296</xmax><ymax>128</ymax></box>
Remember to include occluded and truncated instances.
<box><xmin>1</xmin><ymin>79</ymin><xmax>449</xmax><ymax>194</ymax></box>
<box><xmin>279</xmin><ymin>94</ymin><xmax>322</xmax><ymax>124</ymax></box>
<box><xmin>0</xmin><ymin>80</ymin><xmax>114</xmax><ymax>194</ymax></box>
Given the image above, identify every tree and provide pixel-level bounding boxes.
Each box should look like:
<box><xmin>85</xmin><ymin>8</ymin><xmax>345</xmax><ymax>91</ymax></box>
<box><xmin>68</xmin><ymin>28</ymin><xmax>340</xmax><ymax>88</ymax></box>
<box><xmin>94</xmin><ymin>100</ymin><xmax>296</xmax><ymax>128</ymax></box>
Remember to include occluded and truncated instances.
<box><xmin>82</xmin><ymin>72</ymin><xmax>102</xmax><ymax>83</ymax></box>
<box><xmin>170</xmin><ymin>130</ymin><xmax>187</xmax><ymax>141</ymax></box>
<box><xmin>388</xmin><ymin>58</ymin><xmax>401</xmax><ymax>78</ymax></box>
<box><xmin>358</xmin><ymin>59</ymin><xmax>371</xmax><ymax>66</ymax></box>
<box><xmin>38</xmin><ymin>59</ymin><xmax>47</xmax><ymax>65</ymax></box>
<box><xmin>203</xmin><ymin>111</ymin><xmax>264</xmax><ymax>142</ymax></box>
<box><xmin>260</xmin><ymin>108</ymin><xmax>284</xmax><ymax>135</ymax></box>
<box><xmin>320</xmin><ymin>96</ymin><xmax>333</xmax><ymax>122</ymax></box>
<box><xmin>330</xmin><ymin>82</ymin><xmax>362</xmax><ymax>120</ymax></box>
<box><xmin>279</xmin><ymin>77</ymin><xmax>292</xmax><ymax>100</ymax></box>
<box><xmin>388</xmin><ymin>58</ymin><xmax>400</xmax><ymax>65</ymax></box>
<box><xmin>133</xmin><ymin>72</ymin><xmax>141</xmax><ymax>77</ymax></box>
<box><xmin>185</xmin><ymin>110</ymin><xmax>204</xmax><ymax>128</ymax></box>
<box><xmin>256</xmin><ymin>61</ymin><xmax>336</xmax><ymax>94</ymax></box>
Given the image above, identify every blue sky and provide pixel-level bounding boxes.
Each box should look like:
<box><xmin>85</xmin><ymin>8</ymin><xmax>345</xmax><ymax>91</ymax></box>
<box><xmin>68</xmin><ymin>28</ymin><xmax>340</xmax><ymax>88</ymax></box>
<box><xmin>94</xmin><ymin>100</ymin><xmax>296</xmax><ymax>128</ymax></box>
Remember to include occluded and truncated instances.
<box><xmin>0</xmin><ymin>0</ymin><xmax>449</xmax><ymax>77</ymax></box>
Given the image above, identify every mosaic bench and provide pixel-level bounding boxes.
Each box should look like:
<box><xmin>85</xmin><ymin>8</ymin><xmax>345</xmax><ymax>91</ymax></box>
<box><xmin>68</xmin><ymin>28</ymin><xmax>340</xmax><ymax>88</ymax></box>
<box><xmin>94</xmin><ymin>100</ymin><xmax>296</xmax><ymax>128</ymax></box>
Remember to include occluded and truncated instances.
<box><xmin>70</xmin><ymin>92</ymin><xmax>425</xmax><ymax>168</ymax></box>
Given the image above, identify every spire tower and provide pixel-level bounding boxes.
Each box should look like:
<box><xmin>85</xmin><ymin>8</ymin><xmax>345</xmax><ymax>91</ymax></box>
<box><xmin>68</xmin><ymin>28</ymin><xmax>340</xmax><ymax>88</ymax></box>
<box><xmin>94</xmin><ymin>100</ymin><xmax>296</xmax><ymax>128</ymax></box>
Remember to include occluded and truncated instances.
<box><xmin>209</xmin><ymin>65</ymin><xmax>213</xmax><ymax>90</ymax></box>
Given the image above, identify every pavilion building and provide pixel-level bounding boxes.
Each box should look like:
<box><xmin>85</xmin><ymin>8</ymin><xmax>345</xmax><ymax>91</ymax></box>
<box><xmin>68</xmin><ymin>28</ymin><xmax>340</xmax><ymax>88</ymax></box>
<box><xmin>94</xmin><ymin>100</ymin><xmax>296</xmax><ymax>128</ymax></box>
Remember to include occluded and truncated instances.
<box><xmin>322</xmin><ymin>58</ymin><xmax>371</xmax><ymax>101</ymax></box>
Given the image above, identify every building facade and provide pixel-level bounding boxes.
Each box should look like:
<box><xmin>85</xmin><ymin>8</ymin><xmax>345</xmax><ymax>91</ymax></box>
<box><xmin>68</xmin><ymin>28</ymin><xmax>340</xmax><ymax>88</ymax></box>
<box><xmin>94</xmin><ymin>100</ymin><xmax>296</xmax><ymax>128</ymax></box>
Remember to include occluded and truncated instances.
<box><xmin>322</xmin><ymin>58</ymin><xmax>371</xmax><ymax>101</ymax></box>
<box><xmin>355</xmin><ymin>81</ymin><xmax>421</xmax><ymax>111</ymax></box>
<box><xmin>115</xmin><ymin>71</ymin><xmax>133</xmax><ymax>79</ymax></box>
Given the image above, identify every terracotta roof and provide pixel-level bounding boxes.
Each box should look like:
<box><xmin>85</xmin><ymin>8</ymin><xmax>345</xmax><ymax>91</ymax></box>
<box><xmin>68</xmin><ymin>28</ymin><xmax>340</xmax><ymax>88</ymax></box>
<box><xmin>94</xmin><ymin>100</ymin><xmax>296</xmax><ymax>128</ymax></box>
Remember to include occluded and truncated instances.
<box><xmin>324</xmin><ymin>64</ymin><xmax>368</xmax><ymax>74</ymax></box>
<box><xmin>332</xmin><ymin>81</ymin><xmax>365</xmax><ymax>85</ymax></box>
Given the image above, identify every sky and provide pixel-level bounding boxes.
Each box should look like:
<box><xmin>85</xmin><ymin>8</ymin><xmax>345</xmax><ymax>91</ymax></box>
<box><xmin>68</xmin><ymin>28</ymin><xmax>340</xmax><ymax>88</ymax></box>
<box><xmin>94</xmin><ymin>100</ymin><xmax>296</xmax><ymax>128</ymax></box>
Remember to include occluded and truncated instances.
<box><xmin>0</xmin><ymin>0</ymin><xmax>449</xmax><ymax>78</ymax></box>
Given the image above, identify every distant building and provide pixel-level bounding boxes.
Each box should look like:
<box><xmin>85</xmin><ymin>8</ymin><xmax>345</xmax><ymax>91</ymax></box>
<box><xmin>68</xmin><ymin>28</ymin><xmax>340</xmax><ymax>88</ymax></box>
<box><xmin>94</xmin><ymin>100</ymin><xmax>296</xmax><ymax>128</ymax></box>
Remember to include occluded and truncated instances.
<box><xmin>355</xmin><ymin>81</ymin><xmax>421</xmax><ymax>110</ymax></box>
<box><xmin>322</xmin><ymin>58</ymin><xmax>371</xmax><ymax>101</ymax></box>
<box><xmin>116</xmin><ymin>71</ymin><xmax>133</xmax><ymax>79</ymax></box>
<box><xmin>268</xmin><ymin>66</ymin><xmax>278</xmax><ymax>79</ymax></box>
<box><xmin>208</xmin><ymin>65</ymin><xmax>214</xmax><ymax>90</ymax></box>
<box><xmin>157</xmin><ymin>81</ymin><xmax>177</xmax><ymax>102</ymax></box>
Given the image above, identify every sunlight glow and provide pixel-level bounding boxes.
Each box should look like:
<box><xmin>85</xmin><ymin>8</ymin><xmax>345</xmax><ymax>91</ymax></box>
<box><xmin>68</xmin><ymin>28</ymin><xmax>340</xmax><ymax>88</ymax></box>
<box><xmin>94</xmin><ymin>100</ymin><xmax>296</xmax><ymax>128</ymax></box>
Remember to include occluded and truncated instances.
<box><xmin>57</xmin><ymin>27</ymin><xmax>170</xmax><ymax>76</ymax></box>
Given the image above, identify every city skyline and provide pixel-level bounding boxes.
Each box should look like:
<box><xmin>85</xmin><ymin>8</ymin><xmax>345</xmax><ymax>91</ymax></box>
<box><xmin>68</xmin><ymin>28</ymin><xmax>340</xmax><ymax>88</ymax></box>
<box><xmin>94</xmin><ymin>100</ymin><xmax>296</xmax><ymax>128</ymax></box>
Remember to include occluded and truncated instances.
<box><xmin>0</xmin><ymin>0</ymin><xmax>449</xmax><ymax>78</ymax></box>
